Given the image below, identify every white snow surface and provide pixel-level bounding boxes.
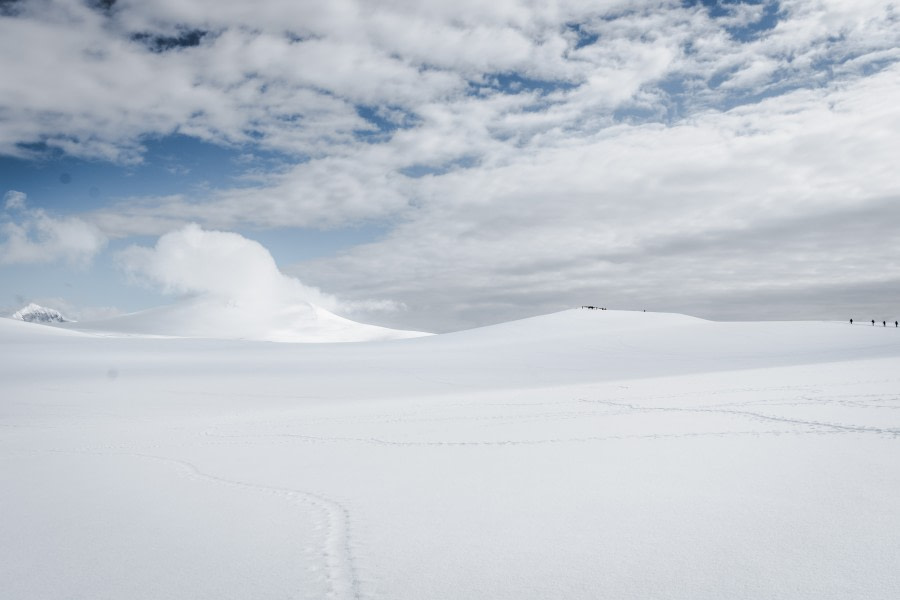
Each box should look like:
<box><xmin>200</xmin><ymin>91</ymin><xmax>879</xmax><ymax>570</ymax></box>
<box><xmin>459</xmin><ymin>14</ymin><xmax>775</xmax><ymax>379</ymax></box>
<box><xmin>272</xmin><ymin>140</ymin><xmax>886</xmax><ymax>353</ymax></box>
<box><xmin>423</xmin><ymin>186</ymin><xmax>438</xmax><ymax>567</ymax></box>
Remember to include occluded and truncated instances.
<box><xmin>2</xmin><ymin>309</ymin><xmax>899</xmax><ymax>599</ymax></box>
<box><xmin>55</xmin><ymin>296</ymin><xmax>428</xmax><ymax>342</ymax></box>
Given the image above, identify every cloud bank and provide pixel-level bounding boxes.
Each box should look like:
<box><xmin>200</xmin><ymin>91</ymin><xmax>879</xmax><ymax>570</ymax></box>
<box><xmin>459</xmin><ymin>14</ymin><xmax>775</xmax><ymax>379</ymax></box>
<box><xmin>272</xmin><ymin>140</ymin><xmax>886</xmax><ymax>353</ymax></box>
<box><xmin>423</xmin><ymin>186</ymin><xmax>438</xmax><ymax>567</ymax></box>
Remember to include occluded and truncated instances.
<box><xmin>288</xmin><ymin>63</ymin><xmax>900</xmax><ymax>330</ymax></box>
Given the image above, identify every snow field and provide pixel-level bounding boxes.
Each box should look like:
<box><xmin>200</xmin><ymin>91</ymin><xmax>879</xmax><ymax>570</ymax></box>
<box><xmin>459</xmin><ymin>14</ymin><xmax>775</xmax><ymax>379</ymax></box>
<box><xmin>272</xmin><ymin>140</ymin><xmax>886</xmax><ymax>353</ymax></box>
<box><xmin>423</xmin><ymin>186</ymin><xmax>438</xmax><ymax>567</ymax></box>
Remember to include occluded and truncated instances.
<box><xmin>2</xmin><ymin>310</ymin><xmax>899</xmax><ymax>599</ymax></box>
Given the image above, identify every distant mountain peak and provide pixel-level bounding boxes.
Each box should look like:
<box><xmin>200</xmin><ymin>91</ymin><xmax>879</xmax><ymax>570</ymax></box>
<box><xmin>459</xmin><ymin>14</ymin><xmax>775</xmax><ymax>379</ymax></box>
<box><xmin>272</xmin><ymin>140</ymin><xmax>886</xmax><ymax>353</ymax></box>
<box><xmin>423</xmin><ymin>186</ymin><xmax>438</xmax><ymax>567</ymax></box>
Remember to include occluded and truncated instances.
<box><xmin>11</xmin><ymin>303</ymin><xmax>72</xmax><ymax>324</ymax></box>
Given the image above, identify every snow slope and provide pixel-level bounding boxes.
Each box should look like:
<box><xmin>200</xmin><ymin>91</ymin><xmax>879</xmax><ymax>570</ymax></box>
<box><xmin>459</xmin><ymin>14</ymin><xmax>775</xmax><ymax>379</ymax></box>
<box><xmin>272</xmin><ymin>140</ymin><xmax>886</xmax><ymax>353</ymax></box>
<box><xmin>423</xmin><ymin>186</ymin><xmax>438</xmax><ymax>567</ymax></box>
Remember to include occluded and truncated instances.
<box><xmin>2</xmin><ymin>309</ymin><xmax>899</xmax><ymax>599</ymax></box>
<box><xmin>56</xmin><ymin>295</ymin><xmax>428</xmax><ymax>342</ymax></box>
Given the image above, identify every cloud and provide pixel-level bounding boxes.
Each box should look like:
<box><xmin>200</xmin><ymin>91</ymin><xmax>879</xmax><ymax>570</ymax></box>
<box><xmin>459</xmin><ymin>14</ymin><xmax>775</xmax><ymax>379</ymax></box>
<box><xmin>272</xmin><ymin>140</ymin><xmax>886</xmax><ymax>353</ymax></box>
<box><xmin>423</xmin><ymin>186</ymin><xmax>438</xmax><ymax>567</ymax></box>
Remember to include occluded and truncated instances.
<box><xmin>4</xmin><ymin>0</ymin><xmax>896</xmax><ymax>171</ymax></box>
<box><xmin>3</xmin><ymin>1</ymin><xmax>900</xmax><ymax>329</ymax></box>
<box><xmin>288</xmin><ymin>64</ymin><xmax>900</xmax><ymax>331</ymax></box>
<box><xmin>4</xmin><ymin>190</ymin><xmax>26</xmax><ymax>211</ymax></box>
<box><xmin>46</xmin><ymin>0</ymin><xmax>891</xmax><ymax>238</ymax></box>
<box><xmin>117</xmin><ymin>224</ymin><xmax>349</xmax><ymax>313</ymax></box>
<box><xmin>113</xmin><ymin>224</ymin><xmax>411</xmax><ymax>331</ymax></box>
<box><xmin>1</xmin><ymin>191</ymin><xmax>107</xmax><ymax>265</ymax></box>
<box><xmin>113</xmin><ymin>225</ymin><xmax>413</xmax><ymax>340</ymax></box>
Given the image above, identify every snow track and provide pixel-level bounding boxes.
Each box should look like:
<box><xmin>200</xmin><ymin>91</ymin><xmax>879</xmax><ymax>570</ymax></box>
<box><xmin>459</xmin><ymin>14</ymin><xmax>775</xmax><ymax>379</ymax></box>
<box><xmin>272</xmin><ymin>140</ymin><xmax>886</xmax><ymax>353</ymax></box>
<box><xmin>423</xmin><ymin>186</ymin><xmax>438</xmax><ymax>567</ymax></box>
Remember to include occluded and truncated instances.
<box><xmin>115</xmin><ymin>451</ymin><xmax>362</xmax><ymax>600</ymax></box>
<box><xmin>2</xmin><ymin>449</ymin><xmax>361</xmax><ymax>600</ymax></box>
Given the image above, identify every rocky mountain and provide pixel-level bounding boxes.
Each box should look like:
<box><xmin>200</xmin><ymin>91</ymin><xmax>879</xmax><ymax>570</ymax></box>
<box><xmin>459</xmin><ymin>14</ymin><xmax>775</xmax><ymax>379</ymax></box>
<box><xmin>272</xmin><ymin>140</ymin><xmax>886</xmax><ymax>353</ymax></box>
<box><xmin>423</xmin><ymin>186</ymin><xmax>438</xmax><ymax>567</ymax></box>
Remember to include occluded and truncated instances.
<box><xmin>11</xmin><ymin>303</ymin><xmax>72</xmax><ymax>324</ymax></box>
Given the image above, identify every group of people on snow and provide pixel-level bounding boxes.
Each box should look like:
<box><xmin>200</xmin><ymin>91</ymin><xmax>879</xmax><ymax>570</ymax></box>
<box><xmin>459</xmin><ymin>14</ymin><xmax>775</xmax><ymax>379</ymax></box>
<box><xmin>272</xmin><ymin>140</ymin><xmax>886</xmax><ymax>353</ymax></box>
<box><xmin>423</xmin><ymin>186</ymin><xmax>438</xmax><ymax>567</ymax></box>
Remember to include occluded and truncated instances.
<box><xmin>850</xmin><ymin>318</ymin><xmax>898</xmax><ymax>327</ymax></box>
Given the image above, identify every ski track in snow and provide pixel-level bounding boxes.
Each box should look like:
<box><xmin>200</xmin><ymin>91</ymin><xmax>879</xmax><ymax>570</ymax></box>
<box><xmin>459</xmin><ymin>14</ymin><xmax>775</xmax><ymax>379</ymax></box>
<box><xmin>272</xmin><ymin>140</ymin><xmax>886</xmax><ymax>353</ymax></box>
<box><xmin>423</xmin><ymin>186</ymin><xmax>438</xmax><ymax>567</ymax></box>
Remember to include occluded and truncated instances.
<box><xmin>578</xmin><ymin>398</ymin><xmax>900</xmax><ymax>437</ymax></box>
<box><xmin>202</xmin><ymin>428</ymin><xmax>835</xmax><ymax>448</ymax></box>
<box><xmin>5</xmin><ymin>448</ymin><xmax>362</xmax><ymax>600</ymax></box>
<box><xmin>198</xmin><ymin>384</ymin><xmax>900</xmax><ymax>449</ymax></box>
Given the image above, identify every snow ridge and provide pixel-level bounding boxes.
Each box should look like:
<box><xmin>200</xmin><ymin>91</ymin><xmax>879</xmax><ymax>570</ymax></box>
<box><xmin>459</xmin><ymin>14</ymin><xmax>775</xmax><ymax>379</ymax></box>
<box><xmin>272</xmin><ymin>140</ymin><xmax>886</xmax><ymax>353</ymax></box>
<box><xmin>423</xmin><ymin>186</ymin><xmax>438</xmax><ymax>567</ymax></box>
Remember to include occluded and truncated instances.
<box><xmin>61</xmin><ymin>296</ymin><xmax>426</xmax><ymax>343</ymax></box>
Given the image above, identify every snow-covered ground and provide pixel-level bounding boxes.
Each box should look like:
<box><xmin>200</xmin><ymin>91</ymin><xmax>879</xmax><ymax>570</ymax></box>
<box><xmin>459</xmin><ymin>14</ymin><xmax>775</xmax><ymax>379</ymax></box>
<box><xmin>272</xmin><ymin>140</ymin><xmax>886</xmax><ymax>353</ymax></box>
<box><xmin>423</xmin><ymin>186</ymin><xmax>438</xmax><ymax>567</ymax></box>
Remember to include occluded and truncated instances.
<box><xmin>2</xmin><ymin>309</ymin><xmax>899</xmax><ymax>599</ymax></box>
<box><xmin>54</xmin><ymin>296</ymin><xmax>428</xmax><ymax>343</ymax></box>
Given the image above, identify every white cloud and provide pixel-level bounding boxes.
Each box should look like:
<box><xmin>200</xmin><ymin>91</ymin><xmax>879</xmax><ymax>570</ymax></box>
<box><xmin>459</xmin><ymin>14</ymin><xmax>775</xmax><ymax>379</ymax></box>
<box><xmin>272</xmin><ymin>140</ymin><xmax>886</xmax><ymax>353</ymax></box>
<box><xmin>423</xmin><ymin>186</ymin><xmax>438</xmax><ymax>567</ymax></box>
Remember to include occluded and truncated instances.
<box><xmin>117</xmin><ymin>224</ymin><xmax>331</xmax><ymax>304</ymax></box>
<box><xmin>1</xmin><ymin>191</ymin><xmax>107</xmax><ymax>265</ymax></box>
<box><xmin>3</xmin><ymin>1</ymin><xmax>900</xmax><ymax>328</ymax></box>
<box><xmin>3</xmin><ymin>190</ymin><xmax>27</xmax><ymax>211</ymax></box>
<box><xmin>288</xmin><ymin>64</ymin><xmax>900</xmax><ymax>331</ymax></box>
<box><xmin>39</xmin><ymin>0</ymin><xmax>887</xmax><ymax>237</ymax></box>
<box><xmin>3</xmin><ymin>0</ymin><xmax>893</xmax><ymax>169</ymax></box>
<box><xmin>116</xmin><ymin>224</ymin><xmax>405</xmax><ymax>320</ymax></box>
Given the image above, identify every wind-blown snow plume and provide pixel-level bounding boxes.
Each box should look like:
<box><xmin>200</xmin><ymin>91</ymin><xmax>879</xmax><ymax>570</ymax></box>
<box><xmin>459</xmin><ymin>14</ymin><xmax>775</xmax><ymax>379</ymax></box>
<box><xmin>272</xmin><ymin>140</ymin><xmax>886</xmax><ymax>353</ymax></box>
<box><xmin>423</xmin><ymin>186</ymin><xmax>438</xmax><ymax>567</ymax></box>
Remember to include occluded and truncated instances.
<box><xmin>118</xmin><ymin>224</ymin><xmax>338</xmax><ymax>311</ymax></box>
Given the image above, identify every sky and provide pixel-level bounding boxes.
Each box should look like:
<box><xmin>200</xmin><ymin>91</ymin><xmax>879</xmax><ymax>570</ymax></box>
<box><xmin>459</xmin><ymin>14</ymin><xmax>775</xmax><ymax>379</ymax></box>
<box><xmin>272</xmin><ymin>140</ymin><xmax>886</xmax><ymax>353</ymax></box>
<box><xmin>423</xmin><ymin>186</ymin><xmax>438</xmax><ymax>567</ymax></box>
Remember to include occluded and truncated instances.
<box><xmin>1</xmin><ymin>0</ymin><xmax>899</xmax><ymax>332</ymax></box>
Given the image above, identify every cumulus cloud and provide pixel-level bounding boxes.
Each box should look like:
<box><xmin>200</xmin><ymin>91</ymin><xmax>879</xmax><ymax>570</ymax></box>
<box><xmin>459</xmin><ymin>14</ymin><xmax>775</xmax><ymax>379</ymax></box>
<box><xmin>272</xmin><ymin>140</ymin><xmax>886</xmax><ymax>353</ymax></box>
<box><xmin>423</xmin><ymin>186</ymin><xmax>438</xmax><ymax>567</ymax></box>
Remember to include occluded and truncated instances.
<box><xmin>111</xmin><ymin>225</ymin><xmax>415</xmax><ymax>340</ymax></box>
<box><xmin>0</xmin><ymin>191</ymin><xmax>107</xmax><ymax>265</ymax></box>
<box><xmin>117</xmin><ymin>224</ymin><xmax>344</xmax><ymax>312</ymax></box>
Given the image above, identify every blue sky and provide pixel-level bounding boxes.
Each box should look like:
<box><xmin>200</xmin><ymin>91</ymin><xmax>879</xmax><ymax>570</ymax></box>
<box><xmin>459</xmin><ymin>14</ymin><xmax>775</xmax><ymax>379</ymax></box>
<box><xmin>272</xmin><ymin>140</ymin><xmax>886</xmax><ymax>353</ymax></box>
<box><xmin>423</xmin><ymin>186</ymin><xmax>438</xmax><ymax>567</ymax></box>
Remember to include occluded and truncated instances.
<box><xmin>0</xmin><ymin>134</ymin><xmax>388</xmax><ymax>314</ymax></box>
<box><xmin>2</xmin><ymin>0</ymin><xmax>899</xmax><ymax>331</ymax></box>
<box><xmin>0</xmin><ymin>136</ymin><xmax>255</xmax><ymax>222</ymax></box>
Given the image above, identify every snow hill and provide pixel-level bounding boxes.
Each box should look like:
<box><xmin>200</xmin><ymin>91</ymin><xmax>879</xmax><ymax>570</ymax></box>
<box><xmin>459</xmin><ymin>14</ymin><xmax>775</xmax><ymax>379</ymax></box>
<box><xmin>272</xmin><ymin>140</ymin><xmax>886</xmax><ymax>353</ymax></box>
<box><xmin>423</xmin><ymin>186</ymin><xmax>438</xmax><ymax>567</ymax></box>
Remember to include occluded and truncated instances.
<box><xmin>11</xmin><ymin>302</ymin><xmax>71</xmax><ymax>323</ymax></box>
<box><xmin>2</xmin><ymin>309</ymin><xmax>899</xmax><ymax>599</ymax></box>
<box><xmin>56</xmin><ymin>296</ymin><xmax>428</xmax><ymax>342</ymax></box>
